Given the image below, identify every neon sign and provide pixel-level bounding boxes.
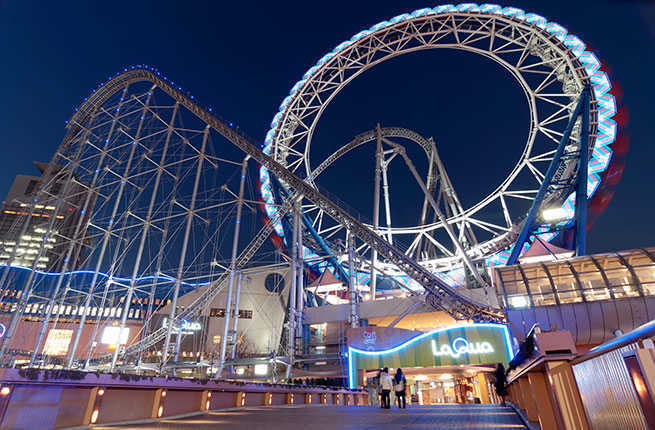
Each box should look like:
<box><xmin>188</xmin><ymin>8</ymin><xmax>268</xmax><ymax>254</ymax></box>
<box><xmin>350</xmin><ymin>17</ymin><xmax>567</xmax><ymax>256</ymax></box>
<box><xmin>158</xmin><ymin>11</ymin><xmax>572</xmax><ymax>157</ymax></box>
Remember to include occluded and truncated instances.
<box><xmin>431</xmin><ymin>337</ymin><xmax>494</xmax><ymax>358</ymax></box>
<box><xmin>0</xmin><ymin>323</ymin><xmax>5</xmax><ymax>338</ymax></box>
<box><xmin>347</xmin><ymin>323</ymin><xmax>513</xmax><ymax>389</ymax></box>
<box><xmin>162</xmin><ymin>318</ymin><xmax>201</xmax><ymax>335</ymax></box>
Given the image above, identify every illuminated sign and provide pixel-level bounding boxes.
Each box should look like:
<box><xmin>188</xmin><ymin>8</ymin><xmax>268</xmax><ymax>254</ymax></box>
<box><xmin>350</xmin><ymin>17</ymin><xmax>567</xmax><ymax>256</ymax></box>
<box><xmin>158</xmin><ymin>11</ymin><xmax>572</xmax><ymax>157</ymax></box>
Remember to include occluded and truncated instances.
<box><xmin>43</xmin><ymin>329</ymin><xmax>73</xmax><ymax>356</ymax></box>
<box><xmin>431</xmin><ymin>337</ymin><xmax>494</xmax><ymax>358</ymax></box>
<box><xmin>162</xmin><ymin>318</ymin><xmax>201</xmax><ymax>335</ymax></box>
<box><xmin>0</xmin><ymin>323</ymin><xmax>6</xmax><ymax>338</ymax></box>
<box><xmin>101</xmin><ymin>326</ymin><xmax>130</xmax><ymax>345</ymax></box>
<box><xmin>347</xmin><ymin>323</ymin><xmax>513</xmax><ymax>389</ymax></box>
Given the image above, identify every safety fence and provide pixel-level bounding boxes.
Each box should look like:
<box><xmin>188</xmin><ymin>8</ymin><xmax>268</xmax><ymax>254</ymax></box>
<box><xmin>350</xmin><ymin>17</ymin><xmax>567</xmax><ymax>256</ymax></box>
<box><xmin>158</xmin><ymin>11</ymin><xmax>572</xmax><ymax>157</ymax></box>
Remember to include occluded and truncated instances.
<box><xmin>0</xmin><ymin>369</ymin><xmax>367</xmax><ymax>429</ymax></box>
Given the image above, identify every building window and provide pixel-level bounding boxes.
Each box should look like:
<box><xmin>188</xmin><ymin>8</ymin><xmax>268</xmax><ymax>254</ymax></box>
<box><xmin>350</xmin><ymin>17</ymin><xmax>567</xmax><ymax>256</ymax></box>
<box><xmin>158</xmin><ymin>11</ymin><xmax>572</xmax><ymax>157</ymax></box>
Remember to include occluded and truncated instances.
<box><xmin>210</xmin><ymin>308</ymin><xmax>226</xmax><ymax>318</ymax></box>
<box><xmin>209</xmin><ymin>308</ymin><xmax>252</xmax><ymax>319</ymax></box>
<box><xmin>264</xmin><ymin>273</ymin><xmax>285</xmax><ymax>293</ymax></box>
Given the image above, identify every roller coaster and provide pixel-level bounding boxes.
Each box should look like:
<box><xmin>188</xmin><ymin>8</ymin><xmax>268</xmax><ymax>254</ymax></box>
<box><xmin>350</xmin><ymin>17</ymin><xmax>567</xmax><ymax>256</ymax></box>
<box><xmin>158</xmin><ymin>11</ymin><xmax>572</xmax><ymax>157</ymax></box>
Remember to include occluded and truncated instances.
<box><xmin>0</xmin><ymin>4</ymin><xmax>623</xmax><ymax>374</ymax></box>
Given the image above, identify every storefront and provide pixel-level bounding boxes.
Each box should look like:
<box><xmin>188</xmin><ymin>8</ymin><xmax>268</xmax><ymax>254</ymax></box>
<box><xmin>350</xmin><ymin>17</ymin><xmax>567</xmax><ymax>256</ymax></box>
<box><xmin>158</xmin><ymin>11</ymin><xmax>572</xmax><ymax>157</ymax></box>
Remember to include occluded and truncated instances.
<box><xmin>347</xmin><ymin>323</ymin><xmax>513</xmax><ymax>403</ymax></box>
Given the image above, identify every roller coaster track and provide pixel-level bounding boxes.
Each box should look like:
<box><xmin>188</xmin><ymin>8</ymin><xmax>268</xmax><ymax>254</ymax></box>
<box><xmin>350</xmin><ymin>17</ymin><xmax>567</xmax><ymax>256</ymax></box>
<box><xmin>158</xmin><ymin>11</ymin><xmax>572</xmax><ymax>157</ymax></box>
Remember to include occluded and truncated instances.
<box><xmin>72</xmin><ymin>68</ymin><xmax>503</xmax><ymax>363</ymax></box>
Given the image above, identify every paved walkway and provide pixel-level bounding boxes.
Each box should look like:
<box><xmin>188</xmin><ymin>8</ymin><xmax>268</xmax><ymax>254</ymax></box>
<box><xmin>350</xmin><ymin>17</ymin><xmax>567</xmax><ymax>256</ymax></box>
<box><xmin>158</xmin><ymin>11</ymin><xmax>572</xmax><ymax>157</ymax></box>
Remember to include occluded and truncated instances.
<box><xmin>101</xmin><ymin>404</ymin><xmax>527</xmax><ymax>429</ymax></box>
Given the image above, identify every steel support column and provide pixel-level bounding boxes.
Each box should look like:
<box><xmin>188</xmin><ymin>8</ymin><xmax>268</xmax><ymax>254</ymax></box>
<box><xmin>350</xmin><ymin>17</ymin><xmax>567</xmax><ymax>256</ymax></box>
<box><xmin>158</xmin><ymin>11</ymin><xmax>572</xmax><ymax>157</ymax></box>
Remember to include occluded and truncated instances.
<box><xmin>67</xmin><ymin>85</ymin><xmax>145</xmax><ymax>368</ymax></box>
<box><xmin>347</xmin><ymin>230</ymin><xmax>359</xmax><ymax>328</ymax></box>
<box><xmin>370</xmin><ymin>124</ymin><xmax>382</xmax><ymax>300</ymax></box>
<box><xmin>161</xmin><ymin>125</ymin><xmax>209</xmax><ymax>371</ymax></box>
<box><xmin>575</xmin><ymin>89</ymin><xmax>590</xmax><ymax>257</ymax></box>
<box><xmin>218</xmin><ymin>155</ymin><xmax>249</xmax><ymax>376</ymax></box>
<box><xmin>507</xmin><ymin>85</ymin><xmax>591</xmax><ymax>265</ymax></box>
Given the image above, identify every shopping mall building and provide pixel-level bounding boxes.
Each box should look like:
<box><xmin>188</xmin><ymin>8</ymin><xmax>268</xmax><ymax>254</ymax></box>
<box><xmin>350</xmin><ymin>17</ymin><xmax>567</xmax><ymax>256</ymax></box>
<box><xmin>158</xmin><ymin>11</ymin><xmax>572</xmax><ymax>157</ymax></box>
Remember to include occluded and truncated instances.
<box><xmin>1</xmin><ymin>246</ymin><xmax>653</xmax><ymax>405</ymax></box>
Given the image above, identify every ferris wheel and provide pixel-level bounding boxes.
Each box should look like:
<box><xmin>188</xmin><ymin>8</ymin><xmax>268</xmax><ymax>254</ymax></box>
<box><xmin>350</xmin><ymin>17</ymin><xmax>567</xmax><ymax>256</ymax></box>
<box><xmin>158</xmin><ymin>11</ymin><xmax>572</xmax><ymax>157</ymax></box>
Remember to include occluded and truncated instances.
<box><xmin>260</xmin><ymin>4</ymin><xmax>618</xmax><ymax>288</ymax></box>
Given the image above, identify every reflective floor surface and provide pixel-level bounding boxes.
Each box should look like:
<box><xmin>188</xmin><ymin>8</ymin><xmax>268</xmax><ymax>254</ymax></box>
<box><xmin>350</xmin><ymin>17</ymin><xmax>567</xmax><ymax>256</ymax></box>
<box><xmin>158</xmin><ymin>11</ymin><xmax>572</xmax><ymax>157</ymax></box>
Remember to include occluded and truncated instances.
<box><xmin>98</xmin><ymin>404</ymin><xmax>527</xmax><ymax>429</ymax></box>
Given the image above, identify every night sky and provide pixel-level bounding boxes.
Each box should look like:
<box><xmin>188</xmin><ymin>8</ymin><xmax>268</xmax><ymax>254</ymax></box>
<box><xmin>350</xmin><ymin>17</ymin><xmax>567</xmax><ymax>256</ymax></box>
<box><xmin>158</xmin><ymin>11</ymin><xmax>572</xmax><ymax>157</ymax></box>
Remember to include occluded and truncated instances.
<box><xmin>0</xmin><ymin>0</ymin><xmax>653</xmax><ymax>254</ymax></box>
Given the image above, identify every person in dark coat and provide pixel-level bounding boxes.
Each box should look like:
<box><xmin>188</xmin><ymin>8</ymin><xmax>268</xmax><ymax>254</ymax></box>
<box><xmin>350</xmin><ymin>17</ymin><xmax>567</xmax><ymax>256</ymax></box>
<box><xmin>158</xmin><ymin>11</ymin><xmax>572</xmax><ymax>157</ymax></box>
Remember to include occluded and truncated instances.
<box><xmin>394</xmin><ymin>368</ymin><xmax>407</xmax><ymax>408</ymax></box>
<box><xmin>493</xmin><ymin>362</ymin><xmax>508</xmax><ymax>406</ymax></box>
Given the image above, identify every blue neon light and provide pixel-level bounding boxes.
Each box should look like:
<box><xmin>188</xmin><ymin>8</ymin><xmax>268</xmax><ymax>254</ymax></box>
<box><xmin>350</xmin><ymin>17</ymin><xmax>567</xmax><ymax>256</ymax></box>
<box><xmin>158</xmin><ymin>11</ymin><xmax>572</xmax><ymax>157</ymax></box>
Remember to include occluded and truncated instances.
<box><xmin>347</xmin><ymin>323</ymin><xmax>514</xmax><ymax>389</ymax></box>
<box><xmin>259</xmin><ymin>4</ymin><xmax>617</xmax><ymax>270</ymax></box>
<box><xmin>0</xmin><ymin>264</ymin><xmax>210</xmax><ymax>288</ymax></box>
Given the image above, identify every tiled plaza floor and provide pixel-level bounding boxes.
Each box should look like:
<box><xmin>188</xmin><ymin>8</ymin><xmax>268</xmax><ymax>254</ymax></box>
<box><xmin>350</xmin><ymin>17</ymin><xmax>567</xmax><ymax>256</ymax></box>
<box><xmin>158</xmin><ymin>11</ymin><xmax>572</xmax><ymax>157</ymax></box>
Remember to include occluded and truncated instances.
<box><xmin>101</xmin><ymin>404</ymin><xmax>527</xmax><ymax>429</ymax></box>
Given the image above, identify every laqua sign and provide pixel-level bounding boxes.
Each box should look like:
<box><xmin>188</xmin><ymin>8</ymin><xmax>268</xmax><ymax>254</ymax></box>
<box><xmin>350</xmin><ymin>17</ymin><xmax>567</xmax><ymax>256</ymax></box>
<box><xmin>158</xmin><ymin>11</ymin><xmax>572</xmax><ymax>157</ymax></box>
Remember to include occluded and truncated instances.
<box><xmin>431</xmin><ymin>337</ymin><xmax>495</xmax><ymax>358</ymax></box>
<box><xmin>348</xmin><ymin>323</ymin><xmax>513</xmax><ymax>388</ymax></box>
<box><xmin>162</xmin><ymin>318</ymin><xmax>202</xmax><ymax>335</ymax></box>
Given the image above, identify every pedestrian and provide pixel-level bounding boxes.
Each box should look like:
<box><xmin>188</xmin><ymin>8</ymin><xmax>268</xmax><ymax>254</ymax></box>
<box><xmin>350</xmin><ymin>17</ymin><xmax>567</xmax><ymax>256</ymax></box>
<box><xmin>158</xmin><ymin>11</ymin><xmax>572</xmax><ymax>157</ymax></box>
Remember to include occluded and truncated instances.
<box><xmin>380</xmin><ymin>367</ymin><xmax>393</xmax><ymax>409</ymax></box>
<box><xmin>493</xmin><ymin>362</ymin><xmax>508</xmax><ymax>406</ymax></box>
<box><xmin>376</xmin><ymin>369</ymin><xmax>383</xmax><ymax>406</ymax></box>
<box><xmin>394</xmin><ymin>368</ymin><xmax>407</xmax><ymax>408</ymax></box>
<box><xmin>367</xmin><ymin>371</ymin><xmax>379</xmax><ymax>406</ymax></box>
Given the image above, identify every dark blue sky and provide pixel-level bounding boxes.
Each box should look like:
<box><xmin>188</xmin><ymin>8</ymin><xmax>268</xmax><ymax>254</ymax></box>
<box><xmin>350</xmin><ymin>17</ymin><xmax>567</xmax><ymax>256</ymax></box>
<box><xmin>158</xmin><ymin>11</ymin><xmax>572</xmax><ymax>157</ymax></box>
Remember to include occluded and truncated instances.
<box><xmin>0</xmin><ymin>0</ymin><xmax>653</xmax><ymax>254</ymax></box>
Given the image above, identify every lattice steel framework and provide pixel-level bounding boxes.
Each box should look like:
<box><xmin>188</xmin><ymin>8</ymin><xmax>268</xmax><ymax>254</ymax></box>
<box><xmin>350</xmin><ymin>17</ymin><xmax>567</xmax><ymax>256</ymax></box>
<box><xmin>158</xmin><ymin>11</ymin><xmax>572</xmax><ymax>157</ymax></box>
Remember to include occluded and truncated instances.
<box><xmin>0</xmin><ymin>66</ymin><xmax>504</xmax><ymax>372</ymax></box>
<box><xmin>0</xmin><ymin>4</ymin><xmax>621</xmax><ymax>371</ymax></box>
<box><xmin>260</xmin><ymin>4</ymin><xmax>616</xmax><ymax>281</ymax></box>
<box><xmin>0</xmin><ymin>70</ymin><xmax>268</xmax><ymax>369</ymax></box>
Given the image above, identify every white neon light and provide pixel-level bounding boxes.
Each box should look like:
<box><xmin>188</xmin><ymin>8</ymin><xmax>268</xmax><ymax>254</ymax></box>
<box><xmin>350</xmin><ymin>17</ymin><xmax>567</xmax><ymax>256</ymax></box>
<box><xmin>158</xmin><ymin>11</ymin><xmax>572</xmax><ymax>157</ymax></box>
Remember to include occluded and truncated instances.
<box><xmin>347</xmin><ymin>323</ymin><xmax>514</xmax><ymax>389</ymax></box>
<box><xmin>431</xmin><ymin>337</ymin><xmax>494</xmax><ymax>358</ymax></box>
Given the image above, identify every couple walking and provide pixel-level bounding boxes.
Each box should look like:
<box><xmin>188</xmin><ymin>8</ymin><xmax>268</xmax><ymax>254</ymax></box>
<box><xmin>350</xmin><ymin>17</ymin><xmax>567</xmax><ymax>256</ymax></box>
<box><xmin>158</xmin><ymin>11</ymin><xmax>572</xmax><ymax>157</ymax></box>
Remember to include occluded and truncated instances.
<box><xmin>378</xmin><ymin>367</ymin><xmax>407</xmax><ymax>409</ymax></box>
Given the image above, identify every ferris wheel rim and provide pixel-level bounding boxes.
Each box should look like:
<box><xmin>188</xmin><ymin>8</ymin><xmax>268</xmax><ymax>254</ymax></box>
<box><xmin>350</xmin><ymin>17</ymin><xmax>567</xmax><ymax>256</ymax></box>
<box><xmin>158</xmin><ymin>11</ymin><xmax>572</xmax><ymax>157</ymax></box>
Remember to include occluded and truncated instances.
<box><xmin>260</xmin><ymin>4</ymin><xmax>617</xmax><ymax>265</ymax></box>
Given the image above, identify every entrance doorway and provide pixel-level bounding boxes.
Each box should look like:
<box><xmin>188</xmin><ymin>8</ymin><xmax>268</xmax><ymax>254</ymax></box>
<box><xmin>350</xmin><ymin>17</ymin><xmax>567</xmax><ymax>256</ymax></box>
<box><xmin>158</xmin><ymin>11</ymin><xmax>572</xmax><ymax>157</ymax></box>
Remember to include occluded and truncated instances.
<box><xmin>364</xmin><ymin>365</ymin><xmax>496</xmax><ymax>405</ymax></box>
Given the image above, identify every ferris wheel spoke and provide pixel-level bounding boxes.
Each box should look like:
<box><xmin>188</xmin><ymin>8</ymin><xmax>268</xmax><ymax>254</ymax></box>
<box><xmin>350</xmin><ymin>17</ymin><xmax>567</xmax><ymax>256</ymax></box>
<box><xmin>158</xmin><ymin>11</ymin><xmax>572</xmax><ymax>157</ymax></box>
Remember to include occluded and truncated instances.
<box><xmin>465</xmin><ymin>217</ymin><xmax>511</xmax><ymax>235</ymax></box>
<box><xmin>405</xmin><ymin>233</ymin><xmax>424</xmax><ymax>258</ymax></box>
<box><xmin>518</xmin><ymin>56</ymin><xmax>566</xmax><ymax>72</ymax></box>
<box><xmin>355</xmin><ymin>242</ymin><xmax>369</xmax><ymax>255</ymax></box>
<box><xmin>499</xmin><ymin>194</ymin><xmax>513</xmax><ymax>228</ymax></box>
<box><xmin>539</xmin><ymin>125</ymin><xmax>565</xmax><ymax>140</ymax></box>
<box><xmin>535</xmin><ymin>94</ymin><xmax>573</xmax><ymax>110</ymax></box>
<box><xmin>514</xmin><ymin>34</ymin><xmax>537</xmax><ymax>69</ymax></box>
<box><xmin>317</xmin><ymin>223</ymin><xmax>343</xmax><ymax>237</ymax></box>
<box><xmin>426</xmin><ymin>19</ymin><xmax>454</xmax><ymax>45</ymax></box>
<box><xmin>531</xmin><ymin>60</ymin><xmax>568</xmax><ymax>94</ymax></box>
<box><xmin>450</xmin><ymin>14</ymin><xmax>461</xmax><ymax>44</ymax></box>
<box><xmin>538</xmin><ymin>101</ymin><xmax>577</xmax><ymax>127</ymax></box>
<box><xmin>538</xmin><ymin>126</ymin><xmax>565</xmax><ymax>145</ymax></box>
<box><xmin>503</xmin><ymin>190</ymin><xmax>539</xmax><ymax>201</ymax></box>
<box><xmin>313</xmin><ymin>209</ymin><xmax>324</xmax><ymax>231</ymax></box>
<box><xmin>458</xmin><ymin>30</ymin><xmax>489</xmax><ymax>47</ymax></box>
<box><xmin>528</xmin><ymin>149</ymin><xmax>556</xmax><ymax>164</ymax></box>
<box><xmin>524</xmin><ymin>161</ymin><xmax>546</xmax><ymax>184</ymax></box>
<box><xmin>286</xmin><ymin>157</ymin><xmax>305</xmax><ymax>172</ymax></box>
<box><xmin>301</xmin><ymin>203</ymin><xmax>319</xmax><ymax>214</ymax></box>
<box><xmin>422</xmin><ymin>232</ymin><xmax>455</xmax><ymax>258</ymax></box>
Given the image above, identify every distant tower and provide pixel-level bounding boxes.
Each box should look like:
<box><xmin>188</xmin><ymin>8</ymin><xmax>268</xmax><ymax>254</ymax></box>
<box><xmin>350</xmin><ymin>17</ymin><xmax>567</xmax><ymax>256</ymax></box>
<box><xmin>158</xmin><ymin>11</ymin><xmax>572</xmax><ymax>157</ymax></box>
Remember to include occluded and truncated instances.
<box><xmin>0</xmin><ymin>161</ymin><xmax>93</xmax><ymax>271</ymax></box>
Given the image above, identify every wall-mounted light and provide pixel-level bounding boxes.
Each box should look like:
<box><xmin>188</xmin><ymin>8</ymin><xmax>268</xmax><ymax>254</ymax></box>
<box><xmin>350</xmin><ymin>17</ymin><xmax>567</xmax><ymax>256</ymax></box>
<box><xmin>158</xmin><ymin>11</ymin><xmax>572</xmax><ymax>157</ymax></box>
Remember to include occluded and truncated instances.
<box><xmin>542</xmin><ymin>207</ymin><xmax>569</xmax><ymax>222</ymax></box>
<box><xmin>254</xmin><ymin>364</ymin><xmax>268</xmax><ymax>375</ymax></box>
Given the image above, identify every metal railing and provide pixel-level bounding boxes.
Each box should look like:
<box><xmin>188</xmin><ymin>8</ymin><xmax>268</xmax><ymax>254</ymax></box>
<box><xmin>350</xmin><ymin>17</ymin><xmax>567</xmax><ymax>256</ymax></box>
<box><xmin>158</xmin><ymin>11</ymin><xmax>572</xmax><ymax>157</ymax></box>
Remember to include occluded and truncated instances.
<box><xmin>570</xmin><ymin>319</ymin><xmax>655</xmax><ymax>429</ymax></box>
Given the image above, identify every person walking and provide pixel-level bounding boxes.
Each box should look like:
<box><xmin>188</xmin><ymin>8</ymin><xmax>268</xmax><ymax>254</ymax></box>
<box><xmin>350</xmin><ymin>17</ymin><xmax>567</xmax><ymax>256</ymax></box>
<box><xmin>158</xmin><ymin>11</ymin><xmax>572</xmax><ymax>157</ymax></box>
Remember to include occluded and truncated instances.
<box><xmin>380</xmin><ymin>367</ymin><xmax>393</xmax><ymax>409</ymax></box>
<box><xmin>367</xmin><ymin>371</ymin><xmax>380</xmax><ymax>406</ymax></box>
<box><xmin>493</xmin><ymin>362</ymin><xmax>508</xmax><ymax>406</ymax></box>
<box><xmin>394</xmin><ymin>368</ymin><xmax>407</xmax><ymax>408</ymax></box>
